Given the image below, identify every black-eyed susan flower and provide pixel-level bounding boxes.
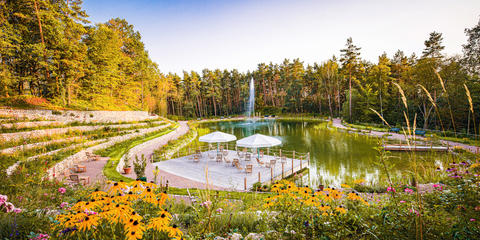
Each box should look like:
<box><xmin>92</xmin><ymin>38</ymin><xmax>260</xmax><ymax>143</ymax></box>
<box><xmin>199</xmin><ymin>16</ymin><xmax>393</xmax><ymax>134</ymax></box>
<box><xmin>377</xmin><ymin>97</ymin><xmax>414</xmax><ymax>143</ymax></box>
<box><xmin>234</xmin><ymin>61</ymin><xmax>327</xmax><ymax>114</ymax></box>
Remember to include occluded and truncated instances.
<box><xmin>159</xmin><ymin>209</ymin><xmax>172</xmax><ymax>218</ymax></box>
<box><xmin>335</xmin><ymin>206</ymin><xmax>347</xmax><ymax>214</ymax></box>
<box><xmin>148</xmin><ymin>214</ymin><xmax>170</xmax><ymax>231</ymax></box>
<box><xmin>129</xmin><ymin>179</ymin><xmax>144</xmax><ymax>187</ymax></box>
<box><xmin>263</xmin><ymin>201</ymin><xmax>274</xmax><ymax>208</ymax></box>
<box><xmin>144</xmin><ymin>181</ymin><xmax>158</xmax><ymax>189</ymax></box>
<box><xmin>319</xmin><ymin>204</ymin><xmax>331</xmax><ymax>212</ymax></box>
<box><xmin>130</xmin><ymin>184</ymin><xmax>144</xmax><ymax>193</ymax></box>
<box><xmin>341</xmin><ymin>183</ymin><xmax>351</xmax><ymax>189</ymax></box>
<box><xmin>167</xmin><ymin>224</ymin><xmax>183</xmax><ymax>238</ymax></box>
<box><xmin>323</xmin><ymin>193</ymin><xmax>333</xmax><ymax>202</ymax></box>
<box><xmin>140</xmin><ymin>188</ymin><xmax>156</xmax><ymax>200</ymax></box>
<box><xmin>76</xmin><ymin>215</ymin><xmax>99</xmax><ymax>231</ymax></box>
<box><xmin>158</xmin><ymin>191</ymin><xmax>170</xmax><ymax>203</ymax></box>
<box><xmin>125</xmin><ymin>230</ymin><xmax>143</xmax><ymax>240</ymax></box>
<box><xmin>88</xmin><ymin>189</ymin><xmax>107</xmax><ymax>200</ymax></box>
<box><xmin>108</xmin><ymin>182</ymin><xmax>124</xmax><ymax>196</ymax></box>
<box><xmin>125</xmin><ymin>220</ymin><xmax>145</xmax><ymax>234</ymax></box>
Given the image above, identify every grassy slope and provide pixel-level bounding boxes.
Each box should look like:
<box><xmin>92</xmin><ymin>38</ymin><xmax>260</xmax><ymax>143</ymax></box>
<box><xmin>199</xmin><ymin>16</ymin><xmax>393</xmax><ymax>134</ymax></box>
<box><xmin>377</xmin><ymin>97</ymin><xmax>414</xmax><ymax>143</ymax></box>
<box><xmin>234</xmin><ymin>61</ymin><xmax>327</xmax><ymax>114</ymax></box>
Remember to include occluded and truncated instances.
<box><xmin>102</xmin><ymin>129</ymin><xmax>174</xmax><ymax>183</ymax></box>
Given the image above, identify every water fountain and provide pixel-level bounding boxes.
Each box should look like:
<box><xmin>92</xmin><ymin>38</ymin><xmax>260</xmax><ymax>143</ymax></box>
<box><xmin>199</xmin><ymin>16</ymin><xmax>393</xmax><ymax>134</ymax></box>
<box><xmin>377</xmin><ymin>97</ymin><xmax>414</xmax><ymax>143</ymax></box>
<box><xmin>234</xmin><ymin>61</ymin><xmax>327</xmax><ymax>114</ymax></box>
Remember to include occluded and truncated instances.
<box><xmin>246</xmin><ymin>77</ymin><xmax>255</xmax><ymax>120</ymax></box>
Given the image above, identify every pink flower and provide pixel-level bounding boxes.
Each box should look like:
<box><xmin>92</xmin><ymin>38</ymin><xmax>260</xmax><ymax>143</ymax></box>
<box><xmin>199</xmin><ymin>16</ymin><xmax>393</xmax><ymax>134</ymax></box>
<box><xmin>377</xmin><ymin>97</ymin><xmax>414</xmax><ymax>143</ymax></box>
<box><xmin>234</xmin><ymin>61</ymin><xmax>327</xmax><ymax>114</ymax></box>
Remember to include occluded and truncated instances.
<box><xmin>13</xmin><ymin>208</ymin><xmax>22</xmax><ymax>213</ymax></box>
<box><xmin>60</xmin><ymin>202</ymin><xmax>69</xmax><ymax>209</ymax></box>
<box><xmin>44</xmin><ymin>193</ymin><xmax>48</xmax><ymax>196</ymax></box>
<box><xmin>400</xmin><ymin>201</ymin><xmax>406</xmax><ymax>203</ymax></box>
<box><xmin>387</xmin><ymin>186</ymin><xmax>396</xmax><ymax>193</ymax></box>
<box><xmin>58</xmin><ymin>188</ymin><xmax>66</xmax><ymax>194</ymax></box>
<box><xmin>216</xmin><ymin>208</ymin><xmax>223</xmax><ymax>213</ymax></box>
<box><xmin>404</xmin><ymin>188</ymin><xmax>414</xmax><ymax>194</ymax></box>
<box><xmin>471</xmin><ymin>219</ymin><xmax>476</xmax><ymax>221</ymax></box>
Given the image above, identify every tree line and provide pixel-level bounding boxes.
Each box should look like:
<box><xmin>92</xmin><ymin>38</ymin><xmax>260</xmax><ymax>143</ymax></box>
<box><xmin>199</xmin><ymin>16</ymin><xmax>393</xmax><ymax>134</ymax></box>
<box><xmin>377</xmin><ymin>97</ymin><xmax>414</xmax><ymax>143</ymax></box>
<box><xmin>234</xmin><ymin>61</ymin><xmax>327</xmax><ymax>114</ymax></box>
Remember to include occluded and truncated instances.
<box><xmin>1</xmin><ymin>1</ymin><xmax>480</xmax><ymax>133</ymax></box>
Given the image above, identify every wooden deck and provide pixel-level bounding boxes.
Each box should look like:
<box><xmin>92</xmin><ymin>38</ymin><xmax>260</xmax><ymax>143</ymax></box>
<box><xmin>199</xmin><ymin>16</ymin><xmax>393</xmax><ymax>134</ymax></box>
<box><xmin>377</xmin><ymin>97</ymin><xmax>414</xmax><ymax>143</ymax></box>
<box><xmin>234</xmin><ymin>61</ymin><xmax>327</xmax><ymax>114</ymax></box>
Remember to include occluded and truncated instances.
<box><xmin>383</xmin><ymin>145</ymin><xmax>449</xmax><ymax>152</ymax></box>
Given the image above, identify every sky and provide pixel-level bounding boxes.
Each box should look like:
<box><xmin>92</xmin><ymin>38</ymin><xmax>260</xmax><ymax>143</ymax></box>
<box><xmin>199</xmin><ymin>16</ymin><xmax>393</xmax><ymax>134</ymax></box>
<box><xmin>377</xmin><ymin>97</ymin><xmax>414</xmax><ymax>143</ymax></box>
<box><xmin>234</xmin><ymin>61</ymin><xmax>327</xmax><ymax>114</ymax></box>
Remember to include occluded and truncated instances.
<box><xmin>82</xmin><ymin>0</ymin><xmax>480</xmax><ymax>75</ymax></box>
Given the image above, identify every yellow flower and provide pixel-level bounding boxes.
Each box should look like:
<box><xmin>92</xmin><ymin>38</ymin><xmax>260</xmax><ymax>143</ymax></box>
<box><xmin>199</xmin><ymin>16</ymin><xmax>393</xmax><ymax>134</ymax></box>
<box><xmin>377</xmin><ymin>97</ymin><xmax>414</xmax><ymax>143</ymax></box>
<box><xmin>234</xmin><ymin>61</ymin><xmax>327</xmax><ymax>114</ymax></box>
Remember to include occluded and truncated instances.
<box><xmin>144</xmin><ymin>181</ymin><xmax>158</xmax><ymax>189</ymax></box>
<box><xmin>319</xmin><ymin>204</ymin><xmax>331</xmax><ymax>212</ymax></box>
<box><xmin>88</xmin><ymin>189</ymin><xmax>107</xmax><ymax>200</ymax></box>
<box><xmin>108</xmin><ymin>182</ymin><xmax>125</xmax><ymax>196</ymax></box>
<box><xmin>130</xmin><ymin>184</ymin><xmax>144</xmax><ymax>194</ymax></box>
<box><xmin>158</xmin><ymin>191</ymin><xmax>170</xmax><ymax>203</ymax></box>
<box><xmin>140</xmin><ymin>187</ymin><xmax>156</xmax><ymax>200</ymax></box>
<box><xmin>332</xmin><ymin>192</ymin><xmax>342</xmax><ymax>200</ymax></box>
<box><xmin>125</xmin><ymin>220</ymin><xmax>145</xmax><ymax>235</ymax></box>
<box><xmin>120</xmin><ymin>191</ymin><xmax>139</xmax><ymax>202</ymax></box>
<box><xmin>76</xmin><ymin>215</ymin><xmax>99</xmax><ymax>232</ymax></box>
<box><xmin>159</xmin><ymin>209</ymin><xmax>172</xmax><ymax>218</ymax></box>
<box><xmin>167</xmin><ymin>224</ymin><xmax>183</xmax><ymax>238</ymax></box>
<box><xmin>322</xmin><ymin>193</ymin><xmax>333</xmax><ymax>202</ymax></box>
<box><xmin>353</xmin><ymin>179</ymin><xmax>366</xmax><ymax>185</ymax></box>
<box><xmin>129</xmin><ymin>179</ymin><xmax>144</xmax><ymax>187</ymax></box>
<box><xmin>125</xmin><ymin>230</ymin><xmax>143</xmax><ymax>240</ymax></box>
<box><xmin>263</xmin><ymin>201</ymin><xmax>275</xmax><ymax>208</ymax></box>
<box><xmin>148</xmin><ymin>214</ymin><xmax>171</xmax><ymax>231</ymax></box>
<box><xmin>335</xmin><ymin>206</ymin><xmax>347</xmax><ymax>214</ymax></box>
<box><xmin>341</xmin><ymin>183</ymin><xmax>351</xmax><ymax>189</ymax></box>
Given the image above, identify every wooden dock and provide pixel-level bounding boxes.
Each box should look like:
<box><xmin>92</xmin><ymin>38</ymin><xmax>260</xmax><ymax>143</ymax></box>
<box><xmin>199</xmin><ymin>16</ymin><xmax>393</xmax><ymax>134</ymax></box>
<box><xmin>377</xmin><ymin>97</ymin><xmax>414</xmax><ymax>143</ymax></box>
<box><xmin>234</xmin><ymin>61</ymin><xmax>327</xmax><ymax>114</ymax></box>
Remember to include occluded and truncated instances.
<box><xmin>383</xmin><ymin>145</ymin><xmax>449</xmax><ymax>152</ymax></box>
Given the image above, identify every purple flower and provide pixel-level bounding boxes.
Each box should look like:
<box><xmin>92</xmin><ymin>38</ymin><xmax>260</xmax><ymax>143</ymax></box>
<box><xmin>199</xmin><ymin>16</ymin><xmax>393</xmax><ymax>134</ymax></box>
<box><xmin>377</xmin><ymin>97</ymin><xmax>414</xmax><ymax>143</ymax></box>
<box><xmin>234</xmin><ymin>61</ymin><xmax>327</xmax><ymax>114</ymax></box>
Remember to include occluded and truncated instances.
<box><xmin>460</xmin><ymin>161</ymin><xmax>468</xmax><ymax>165</ymax></box>
<box><xmin>400</xmin><ymin>200</ymin><xmax>406</xmax><ymax>203</ymax></box>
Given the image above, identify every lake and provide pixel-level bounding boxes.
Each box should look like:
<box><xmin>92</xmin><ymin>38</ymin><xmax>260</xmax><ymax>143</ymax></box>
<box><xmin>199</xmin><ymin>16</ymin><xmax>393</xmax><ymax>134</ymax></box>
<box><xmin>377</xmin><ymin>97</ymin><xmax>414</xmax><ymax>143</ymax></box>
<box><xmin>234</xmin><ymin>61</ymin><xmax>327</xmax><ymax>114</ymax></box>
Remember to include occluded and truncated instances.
<box><xmin>193</xmin><ymin>119</ymin><xmax>444</xmax><ymax>187</ymax></box>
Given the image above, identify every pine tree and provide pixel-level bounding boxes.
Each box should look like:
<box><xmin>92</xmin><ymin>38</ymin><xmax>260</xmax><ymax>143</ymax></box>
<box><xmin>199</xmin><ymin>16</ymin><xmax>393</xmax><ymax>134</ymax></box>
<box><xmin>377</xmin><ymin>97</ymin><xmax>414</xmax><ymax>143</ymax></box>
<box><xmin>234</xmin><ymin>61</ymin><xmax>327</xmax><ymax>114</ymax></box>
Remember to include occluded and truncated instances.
<box><xmin>340</xmin><ymin>37</ymin><xmax>364</xmax><ymax>123</ymax></box>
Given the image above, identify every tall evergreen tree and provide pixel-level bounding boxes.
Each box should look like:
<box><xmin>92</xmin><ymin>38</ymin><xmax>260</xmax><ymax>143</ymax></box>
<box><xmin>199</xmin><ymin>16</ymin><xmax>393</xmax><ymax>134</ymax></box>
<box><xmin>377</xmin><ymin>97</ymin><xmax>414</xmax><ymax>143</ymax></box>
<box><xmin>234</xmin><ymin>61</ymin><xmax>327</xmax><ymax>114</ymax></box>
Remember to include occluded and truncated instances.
<box><xmin>340</xmin><ymin>37</ymin><xmax>363</xmax><ymax>122</ymax></box>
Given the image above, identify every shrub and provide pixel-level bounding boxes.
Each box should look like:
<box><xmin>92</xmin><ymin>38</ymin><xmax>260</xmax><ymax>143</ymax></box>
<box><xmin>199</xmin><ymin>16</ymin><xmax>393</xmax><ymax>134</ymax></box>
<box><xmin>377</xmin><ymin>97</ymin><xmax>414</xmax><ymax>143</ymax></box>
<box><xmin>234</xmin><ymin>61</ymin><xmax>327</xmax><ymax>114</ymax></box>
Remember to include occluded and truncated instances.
<box><xmin>52</xmin><ymin>110</ymin><xmax>61</xmax><ymax>115</ymax></box>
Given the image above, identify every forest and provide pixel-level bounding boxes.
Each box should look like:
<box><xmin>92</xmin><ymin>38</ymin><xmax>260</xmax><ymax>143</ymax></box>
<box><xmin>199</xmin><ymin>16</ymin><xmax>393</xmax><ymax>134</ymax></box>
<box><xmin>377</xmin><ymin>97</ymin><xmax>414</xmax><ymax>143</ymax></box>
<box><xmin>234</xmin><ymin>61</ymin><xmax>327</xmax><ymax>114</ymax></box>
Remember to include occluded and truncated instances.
<box><xmin>1</xmin><ymin>1</ymin><xmax>480</xmax><ymax>133</ymax></box>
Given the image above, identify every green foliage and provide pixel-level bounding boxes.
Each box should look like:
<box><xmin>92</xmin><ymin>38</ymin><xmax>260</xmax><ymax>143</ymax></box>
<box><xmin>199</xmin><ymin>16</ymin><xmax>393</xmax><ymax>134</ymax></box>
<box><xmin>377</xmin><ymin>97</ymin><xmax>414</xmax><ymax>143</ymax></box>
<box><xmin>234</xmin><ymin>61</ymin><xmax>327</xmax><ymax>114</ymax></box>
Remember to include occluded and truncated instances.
<box><xmin>133</xmin><ymin>154</ymin><xmax>147</xmax><ymax>178</ymax></box>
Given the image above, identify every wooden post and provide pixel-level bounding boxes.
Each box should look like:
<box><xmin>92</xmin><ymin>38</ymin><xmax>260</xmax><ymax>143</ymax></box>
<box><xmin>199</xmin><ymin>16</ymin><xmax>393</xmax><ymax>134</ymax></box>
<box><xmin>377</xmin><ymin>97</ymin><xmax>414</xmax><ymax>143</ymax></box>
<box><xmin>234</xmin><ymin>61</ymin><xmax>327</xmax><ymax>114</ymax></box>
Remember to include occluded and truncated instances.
<box><xmin>307</xmin><ymin>152</ymin><xmax>310</xmax><ymax>164</ymax></box>
<box><xmin>279</xmin><ymin>149</ymin><xmax>282</xmax><ymax>157</ymax></box>
<box><xmin>293</xmin><ymin>150</ymin><xmax>295</xmax><ymax>160</ymax></box>
<box><xmin>244</xmin><ymin>178</ymin><xmax>247</xmax><ymax>190</ymax></box>
<box><xmin>267</xmin><ymin>148</ymin><xmax>269</xmax><ymax>156</ymax></box>
<box><xmin>282</xmin><ymin>163</ymin><xmax>284</xmax><ymax>178</ymax></box>
<box><xmin>177</xmin><ymin>151</ymin><xmax>180</xmax><ymax>158</ymax></box>
<box><xmin>300</xmin><ymin>155</ymin><xmax>302</xmax><ymax>170</ymax></box>
<box><xmin>258</xmin><ymin>172</ymin><xmax>261</xmax><ymax>183</ymax></box>
<box><xmin>292</xmin><ymin>157</ymin><xmax>294</xmax><ymax>175</ymax></box>
<box><xmin>235</xmin><ymin>144</ymin><xmax>237</xmax><ymax>151</ymax></box>
<box><xmin>271</xmin><ymin>167</ymin><xmax>273</xmax><ymax>182</ymax></box>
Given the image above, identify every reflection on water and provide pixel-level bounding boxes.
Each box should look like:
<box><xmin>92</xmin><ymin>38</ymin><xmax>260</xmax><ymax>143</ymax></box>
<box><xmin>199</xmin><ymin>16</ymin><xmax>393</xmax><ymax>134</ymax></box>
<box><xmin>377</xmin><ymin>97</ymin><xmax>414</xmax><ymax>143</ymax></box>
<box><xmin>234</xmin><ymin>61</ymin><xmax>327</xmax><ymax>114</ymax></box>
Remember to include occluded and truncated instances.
<box><xmin>197</xmin><ymin>119</ymin><xmax>446</xmax><ymax>187</ymax></box>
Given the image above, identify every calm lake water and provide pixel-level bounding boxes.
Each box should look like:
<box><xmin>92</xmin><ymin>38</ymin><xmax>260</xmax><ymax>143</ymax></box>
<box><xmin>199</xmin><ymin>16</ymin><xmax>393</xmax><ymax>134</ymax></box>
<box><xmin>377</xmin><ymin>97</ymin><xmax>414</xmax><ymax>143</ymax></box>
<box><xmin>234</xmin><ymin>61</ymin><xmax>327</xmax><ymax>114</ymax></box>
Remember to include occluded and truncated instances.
<box><xmin>194</xmin><ymin>119</ymin><xmax>443</xmax><ymax>187</ymax></box>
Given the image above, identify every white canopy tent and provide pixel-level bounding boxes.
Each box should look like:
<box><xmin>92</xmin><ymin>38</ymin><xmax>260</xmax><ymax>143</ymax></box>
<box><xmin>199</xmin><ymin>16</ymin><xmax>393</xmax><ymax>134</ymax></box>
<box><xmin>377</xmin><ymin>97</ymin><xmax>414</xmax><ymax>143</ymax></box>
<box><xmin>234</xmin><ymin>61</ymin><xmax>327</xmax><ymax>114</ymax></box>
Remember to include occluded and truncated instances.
<box><xmin>198</xmin><ymin>131</ymin><xmax>237</xmax><ymax>154</ymax></box>
<box><xmin>236</xmin><ymin>133</ymin><xmax>282</xmax><ymax>158</ymax></box>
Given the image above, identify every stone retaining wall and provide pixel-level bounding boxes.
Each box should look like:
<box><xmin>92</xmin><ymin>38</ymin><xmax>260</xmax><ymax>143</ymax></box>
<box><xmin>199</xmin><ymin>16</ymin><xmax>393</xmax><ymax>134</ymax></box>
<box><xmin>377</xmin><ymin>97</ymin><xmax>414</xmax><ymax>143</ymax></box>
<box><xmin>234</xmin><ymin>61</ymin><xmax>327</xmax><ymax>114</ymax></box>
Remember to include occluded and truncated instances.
<box><xmin>46</xmin><ymin>123</ymin><xmax>172</xmax><ymax>178</ymax></box>
<box><xmin>0</xmin><ymin>109</ymin><xmax>159</xmax><ymax>123</ymax></box>
<box><xmin>116</xmin><ymin>127</ymin><xmax>181</xmax><ymax>174</ymax></box>
<box><xmin>0</xmin><ymin>136</ymin><xmax>84</xmax><ymax>155</ymax></box>
<box><xmin>6</xmin><ymin>139</ymin><xmax>105</xmax><ymax>175</ymax></box>
<box><xmin>0</xmin><ymin>121</ymin><xmax>165</xmax><ymax>142</ymax></box>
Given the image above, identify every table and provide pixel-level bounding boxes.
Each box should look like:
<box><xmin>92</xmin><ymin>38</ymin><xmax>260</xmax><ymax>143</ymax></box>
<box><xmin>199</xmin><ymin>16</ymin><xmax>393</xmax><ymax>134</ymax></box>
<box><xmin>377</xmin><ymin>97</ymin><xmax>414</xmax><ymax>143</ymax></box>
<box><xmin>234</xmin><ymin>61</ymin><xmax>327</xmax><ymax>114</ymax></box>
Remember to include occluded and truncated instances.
<box><xmin>77</xmin><ymin>165</ymin><xmax>86</xmax><ymax>173</ymax></box>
